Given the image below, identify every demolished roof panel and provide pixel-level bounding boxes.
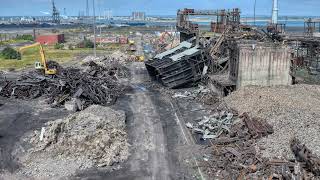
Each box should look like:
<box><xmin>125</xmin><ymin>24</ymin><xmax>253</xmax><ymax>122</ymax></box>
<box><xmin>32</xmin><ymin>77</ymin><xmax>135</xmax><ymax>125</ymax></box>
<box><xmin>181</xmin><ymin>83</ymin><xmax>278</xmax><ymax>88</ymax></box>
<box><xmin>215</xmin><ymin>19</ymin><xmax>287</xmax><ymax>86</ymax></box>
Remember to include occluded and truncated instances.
<box><xmin>154</xmin><ymin>41</ymin><xmax>193</xmax><ymax>59</ymax></box>
<box><xmin>170</xmin><ymin>46</ymin><xmax>200</xmax><ymax>62</ymax></box>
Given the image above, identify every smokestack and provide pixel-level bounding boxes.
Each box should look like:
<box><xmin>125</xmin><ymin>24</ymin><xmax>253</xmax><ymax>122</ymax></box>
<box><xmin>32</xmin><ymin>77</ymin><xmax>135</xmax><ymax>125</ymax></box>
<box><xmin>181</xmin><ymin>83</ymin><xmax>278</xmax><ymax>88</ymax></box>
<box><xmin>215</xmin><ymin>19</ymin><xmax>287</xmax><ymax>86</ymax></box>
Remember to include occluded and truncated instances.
<box><xmin>272</xmin><ymin>0</ymin><xmax>278</xmax><ymax>24</ymax></box>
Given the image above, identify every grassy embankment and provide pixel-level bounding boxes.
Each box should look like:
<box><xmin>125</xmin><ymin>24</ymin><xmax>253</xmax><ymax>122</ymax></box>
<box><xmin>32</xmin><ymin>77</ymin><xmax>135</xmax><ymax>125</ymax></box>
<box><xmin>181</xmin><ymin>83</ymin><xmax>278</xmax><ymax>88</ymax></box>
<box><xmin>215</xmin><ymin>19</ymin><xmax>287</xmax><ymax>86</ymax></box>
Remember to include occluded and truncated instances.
<box><xmin>0</xmin><ymin>43</ymin><xmax>122</xmax><ymax>70</ymax></box>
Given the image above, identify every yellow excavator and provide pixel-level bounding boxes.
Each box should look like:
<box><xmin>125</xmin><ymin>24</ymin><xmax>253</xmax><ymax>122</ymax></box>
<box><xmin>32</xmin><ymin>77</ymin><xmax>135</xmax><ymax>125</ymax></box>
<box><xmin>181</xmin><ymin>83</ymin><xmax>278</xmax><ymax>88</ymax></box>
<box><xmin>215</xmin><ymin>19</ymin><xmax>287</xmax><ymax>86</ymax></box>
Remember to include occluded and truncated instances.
<box><xmin>19</xmin><ymin>42</ymin><xmax>57</xmax><ymax>75</ymax></box>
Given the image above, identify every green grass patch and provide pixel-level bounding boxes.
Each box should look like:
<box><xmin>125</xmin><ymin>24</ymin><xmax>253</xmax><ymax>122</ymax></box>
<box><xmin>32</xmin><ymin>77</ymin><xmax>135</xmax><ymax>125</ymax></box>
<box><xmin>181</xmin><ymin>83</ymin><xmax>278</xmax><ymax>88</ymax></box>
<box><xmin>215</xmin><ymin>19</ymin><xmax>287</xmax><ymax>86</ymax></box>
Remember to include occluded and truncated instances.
<box><xmin>0</xmin><ymin>45</ymin><xmax>107</xmax><ymax>70</ymax></box>
<box><xmin>0</xmin><ymin>39</ymin><xmax>31</xmax><ymax>46</ymax></box>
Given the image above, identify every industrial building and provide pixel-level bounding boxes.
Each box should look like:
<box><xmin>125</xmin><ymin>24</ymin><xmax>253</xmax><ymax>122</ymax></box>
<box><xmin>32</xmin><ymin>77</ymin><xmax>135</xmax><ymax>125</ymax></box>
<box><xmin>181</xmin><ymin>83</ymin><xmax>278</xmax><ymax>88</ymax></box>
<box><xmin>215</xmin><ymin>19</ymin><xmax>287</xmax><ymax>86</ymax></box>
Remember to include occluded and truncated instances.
<box><xmin>131</xmin><ymin>12</ymin><xmax>146</xmax><ymax>21</ymax></box>
<box><xmin>36</xmin><ymin>34</ymin><xmax>65</xmax><ymax>45</ymax></box>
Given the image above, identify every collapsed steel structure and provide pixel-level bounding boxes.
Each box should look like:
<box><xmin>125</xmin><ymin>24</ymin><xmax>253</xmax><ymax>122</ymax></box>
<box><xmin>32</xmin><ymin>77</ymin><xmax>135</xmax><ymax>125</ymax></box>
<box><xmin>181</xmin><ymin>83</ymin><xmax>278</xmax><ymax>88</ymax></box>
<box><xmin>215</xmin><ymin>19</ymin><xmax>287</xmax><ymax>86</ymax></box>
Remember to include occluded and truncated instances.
<box><xmin>146</xmin><ymin>8</ymin><xmax>240</xmax><ymax>88</ymax></box>
<box><xmin>145</xmin><ymin>41</ymin><xmax>209</xmax><ymax>88</ymax></box>
<box><xmin>146</xmin><ymin>8</ymin><xmax>320</xmax><ymax>89</ymax></box>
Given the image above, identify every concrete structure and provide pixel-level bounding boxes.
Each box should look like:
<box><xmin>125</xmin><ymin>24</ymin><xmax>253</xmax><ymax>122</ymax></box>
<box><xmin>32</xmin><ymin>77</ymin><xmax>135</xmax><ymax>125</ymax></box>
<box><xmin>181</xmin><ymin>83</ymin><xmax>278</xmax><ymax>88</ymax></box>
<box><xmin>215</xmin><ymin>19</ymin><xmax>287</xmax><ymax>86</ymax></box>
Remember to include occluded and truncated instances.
<box><xmin>231</xmin><ymin>42</ymin><xmax>292</xmax><ymax>87</ymax></box>
<box><xmin>36</xmin><ymin>34</ymin><xmax>65</xmax><ymax>45</ymax></box>
<box><xmin>209</xmin><ymin>42</ymin><xmax>292</xmax><ymax>96</ymax></box>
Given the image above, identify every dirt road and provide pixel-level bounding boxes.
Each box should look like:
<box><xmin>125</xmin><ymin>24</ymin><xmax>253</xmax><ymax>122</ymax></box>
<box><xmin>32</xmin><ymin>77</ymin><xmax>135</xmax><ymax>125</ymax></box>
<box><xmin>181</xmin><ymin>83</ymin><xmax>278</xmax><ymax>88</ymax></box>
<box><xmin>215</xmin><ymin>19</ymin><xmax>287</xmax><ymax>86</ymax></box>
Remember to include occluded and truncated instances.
<box><xmin>74</xmin><ymin>62</ymin><xmax>198</xmax><ymax>180</ymax></box>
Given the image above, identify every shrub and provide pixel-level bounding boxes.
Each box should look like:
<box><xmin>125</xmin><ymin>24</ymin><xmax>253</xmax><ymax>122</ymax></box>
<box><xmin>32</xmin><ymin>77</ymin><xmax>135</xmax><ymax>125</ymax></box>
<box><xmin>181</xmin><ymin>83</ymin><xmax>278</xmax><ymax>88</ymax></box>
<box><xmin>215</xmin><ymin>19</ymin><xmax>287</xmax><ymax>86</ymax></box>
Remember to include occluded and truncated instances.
<box><xmin>54</xmin><ymin>43</ymin><xmax>64</xmax><ymax>49</ymax></box>
<box><xmin>1</xmin><ymin>46</ymin><xmax>21</xmax><ymax>60</ymax></box>
<box><xmin>15</xmin><ymin>34</ymin><xmax>34</xmax><ymax>41</ymax></box>
<box><xmin>77</xmin><ymin>39</ymin><xmax>94</xmax><ymax>48</ymax></box>
<box><xmin>68</xmin><ymin>44</ymin><xmax>74</xmax><ymax>50</ymax></box>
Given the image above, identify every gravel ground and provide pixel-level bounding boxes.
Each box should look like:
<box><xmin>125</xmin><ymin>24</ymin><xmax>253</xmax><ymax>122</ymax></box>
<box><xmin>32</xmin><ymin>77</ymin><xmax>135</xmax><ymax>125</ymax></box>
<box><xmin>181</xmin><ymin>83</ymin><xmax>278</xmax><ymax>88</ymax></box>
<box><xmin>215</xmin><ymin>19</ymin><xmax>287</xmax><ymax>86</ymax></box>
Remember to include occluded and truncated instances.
<box><xmin>224</xmin><ymin>84</ymin><xmax>320</xmax><ymax>159</ymax></box>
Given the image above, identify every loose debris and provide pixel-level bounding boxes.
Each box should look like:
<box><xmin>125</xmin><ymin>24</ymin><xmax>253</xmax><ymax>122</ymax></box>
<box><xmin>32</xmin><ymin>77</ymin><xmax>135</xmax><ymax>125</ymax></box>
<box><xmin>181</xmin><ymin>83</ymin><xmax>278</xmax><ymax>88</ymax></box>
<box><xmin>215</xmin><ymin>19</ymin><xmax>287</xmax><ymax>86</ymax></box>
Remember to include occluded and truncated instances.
<box><xmin>225</xmin><ymin>85</ymin><xmax>320</xmax><ymax>159</ymax></box>
<box><xmin>82</xmin><ymin>51</ymin><xmax>132</xmax><ymax>65</ymax></box>
<box><xmin>18</xmin><ymin>105</ymin><xmax>129</xmax><ymax>178</ymax></box>
<box><xmin>186</xmin><ymin>109</ymin><xmax>235</xmax><ymax>140</ymax></box>
<box><xmin>291</xmin><ymin>138</ymin><xmax>320</xmax><ymax>176</ymax></box>
<box><xmin>240</xmin><ymin>112</ymin><xmax>274</xmax><ymax>139</ymax></box>
<box><xmin>202</xmin><ymin>113</ymin><xmax>319</xmax><ymax>179</ymax></box>
<box><xmin>0</xmin><ymin>61</ymin><xmax>127</xmax><ymax>110</ymax></box>
<box><xmin>172</xmin><ymin>85</ymin><xmax>219</xmax><ymax>105</ymax></box>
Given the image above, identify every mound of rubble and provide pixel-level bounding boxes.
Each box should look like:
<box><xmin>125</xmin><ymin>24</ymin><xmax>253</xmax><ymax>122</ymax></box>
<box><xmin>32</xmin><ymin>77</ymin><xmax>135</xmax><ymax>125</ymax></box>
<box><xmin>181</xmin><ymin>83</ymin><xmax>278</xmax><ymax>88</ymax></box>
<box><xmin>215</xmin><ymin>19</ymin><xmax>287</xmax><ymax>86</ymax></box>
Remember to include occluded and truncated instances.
<box><xmin>224</xmin><ymin>85</ymin><xmax>320</xmax><ymax>159</ymax></box>
<box><xmin>82</xmin><ymin>51</ymin><xmax>132</xmax><ymax>65</ymax></box>
<box><xmin>202</xmin><ymin>112</ymin><xmax>320</xmax><ymax>179</ymax></box>
<box><xmin>172</xmin><ymin>85</ymin><xmax>220</xmax><ymax>105</ymax></box>
<box><xmin>185</xmin><ymin>109</ymin><xmax>236</xmax><ymax>140</ymax></box>
<box><xmin>18</xmin><ymin>105</ymin><xmax>129</xmax><ymax>178</ymax></box>
<box><xmin>0</xmin><ymin>61</ymin><xmax>127</xmax><ymax>110</ymax></box>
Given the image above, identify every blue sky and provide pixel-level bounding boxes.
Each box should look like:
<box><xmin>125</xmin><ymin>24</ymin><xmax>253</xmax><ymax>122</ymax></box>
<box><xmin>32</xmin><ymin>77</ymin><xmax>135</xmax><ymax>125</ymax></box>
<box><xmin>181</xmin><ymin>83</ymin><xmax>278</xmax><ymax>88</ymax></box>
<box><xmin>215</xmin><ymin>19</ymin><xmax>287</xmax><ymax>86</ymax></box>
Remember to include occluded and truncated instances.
<box><xmin>0</xmin><ymin>0</ymin><xmax>319</xmax><ymax>16</ymax></box>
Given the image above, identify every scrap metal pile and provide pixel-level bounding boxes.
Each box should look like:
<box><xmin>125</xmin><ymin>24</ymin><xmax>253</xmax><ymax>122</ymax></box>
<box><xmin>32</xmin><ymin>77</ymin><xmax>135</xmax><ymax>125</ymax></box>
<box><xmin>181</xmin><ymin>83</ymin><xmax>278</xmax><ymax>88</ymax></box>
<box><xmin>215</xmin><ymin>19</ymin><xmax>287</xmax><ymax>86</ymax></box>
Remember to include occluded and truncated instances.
<box><xmin>201</xmin><ymin>112</ymin><xmax>320</xmax><ymax>179</ymax></box>
<box><xmin>186</xmin><ymin>110</ymin><xmax>235</xmax><ymax>140</ymax></box>
<box><xmin>0</xmin><ymin>61</ymin><xmax>127</xmax><ymax>110</ymax></box>
<box><xmin>172</xmin><ymin>85</ymin><xmax>219</xmax><ymax>105</ymax></box>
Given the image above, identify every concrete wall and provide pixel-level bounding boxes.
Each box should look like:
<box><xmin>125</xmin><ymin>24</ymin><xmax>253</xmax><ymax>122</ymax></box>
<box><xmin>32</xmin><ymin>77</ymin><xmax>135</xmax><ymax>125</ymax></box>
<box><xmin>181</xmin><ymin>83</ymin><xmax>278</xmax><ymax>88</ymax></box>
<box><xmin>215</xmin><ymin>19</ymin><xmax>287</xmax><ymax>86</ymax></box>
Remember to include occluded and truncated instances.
<box><xmin>236</xmin><ymin>44</ymin><xmax>292</xmax><ymax>87</ymax></box>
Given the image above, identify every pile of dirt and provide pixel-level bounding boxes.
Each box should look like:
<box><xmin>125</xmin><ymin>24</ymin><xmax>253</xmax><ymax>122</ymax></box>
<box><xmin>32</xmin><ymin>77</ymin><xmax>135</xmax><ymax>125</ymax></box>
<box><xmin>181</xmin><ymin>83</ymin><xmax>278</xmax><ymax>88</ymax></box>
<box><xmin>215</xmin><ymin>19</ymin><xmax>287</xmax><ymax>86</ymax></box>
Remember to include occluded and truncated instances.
<box><xmin>224</xmin><ymin>84</ymin><xmax>320</xmax><ymax>159</ymax></box>
<box><xmin>17</xmin><ymin>105</ymin><xmax>129</xmax><ymax>178</ymax></box>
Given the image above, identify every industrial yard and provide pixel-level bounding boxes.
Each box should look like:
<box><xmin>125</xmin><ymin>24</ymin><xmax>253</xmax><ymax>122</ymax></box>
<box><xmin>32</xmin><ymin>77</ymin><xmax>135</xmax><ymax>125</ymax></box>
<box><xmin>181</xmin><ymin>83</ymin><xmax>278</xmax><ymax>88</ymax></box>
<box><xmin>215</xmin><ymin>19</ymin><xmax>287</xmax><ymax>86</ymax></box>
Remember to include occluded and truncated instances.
<box><xmin>1</xmin><ymin>0</ymin><xmax>320</xmax><ymax>180</ymax></box>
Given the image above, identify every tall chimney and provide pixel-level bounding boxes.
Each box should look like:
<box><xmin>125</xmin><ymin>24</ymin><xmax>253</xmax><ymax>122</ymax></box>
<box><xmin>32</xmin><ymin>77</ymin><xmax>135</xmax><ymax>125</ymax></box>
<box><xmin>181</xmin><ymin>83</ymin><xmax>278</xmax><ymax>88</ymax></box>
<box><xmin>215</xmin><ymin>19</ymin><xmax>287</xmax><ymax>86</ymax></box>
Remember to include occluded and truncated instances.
<box><xmin>272</xmin><ymin>0</ymin><xmax>278</xmax><ymax>24</ymax></box>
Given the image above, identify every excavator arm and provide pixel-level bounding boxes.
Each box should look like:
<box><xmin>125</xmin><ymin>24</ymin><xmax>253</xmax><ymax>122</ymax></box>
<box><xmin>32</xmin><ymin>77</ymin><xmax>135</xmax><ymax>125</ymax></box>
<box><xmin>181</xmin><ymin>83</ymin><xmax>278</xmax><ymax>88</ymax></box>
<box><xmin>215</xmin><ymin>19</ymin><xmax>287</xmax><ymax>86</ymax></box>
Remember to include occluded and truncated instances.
<box><xmin>19</xmin><ymin>43</ymin><xmax>56</xmax><ymax>75</ymax></box>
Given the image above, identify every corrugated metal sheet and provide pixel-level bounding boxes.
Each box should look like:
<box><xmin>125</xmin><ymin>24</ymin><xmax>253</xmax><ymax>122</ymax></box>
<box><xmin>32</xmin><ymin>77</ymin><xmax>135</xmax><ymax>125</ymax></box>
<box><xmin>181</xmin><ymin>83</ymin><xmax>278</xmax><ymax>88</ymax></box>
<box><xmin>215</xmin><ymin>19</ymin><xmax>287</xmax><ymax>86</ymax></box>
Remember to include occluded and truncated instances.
<box><xmin>154</xmin><ymin>41</ymin><xmax>192</xmax><ymax>59</ymax></box>
<box><xmin>237</xmin><ymin>44</ymin><xmax>292</xmax><ymax>87</ymax></box>
<box><xmin>170</xmin><ymin>46</ymin><xmax>200</xmax><ymax>61</ymax></box>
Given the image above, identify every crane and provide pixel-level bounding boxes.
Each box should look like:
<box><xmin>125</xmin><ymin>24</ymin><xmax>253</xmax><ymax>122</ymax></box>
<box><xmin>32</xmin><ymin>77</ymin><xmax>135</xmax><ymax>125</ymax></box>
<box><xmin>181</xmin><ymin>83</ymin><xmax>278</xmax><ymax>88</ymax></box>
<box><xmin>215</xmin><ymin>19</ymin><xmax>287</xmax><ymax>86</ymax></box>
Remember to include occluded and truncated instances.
<box><xmin>19</xmin><ymin>42</ymin><xmax>57</xmax><ymax>75</ymax></box>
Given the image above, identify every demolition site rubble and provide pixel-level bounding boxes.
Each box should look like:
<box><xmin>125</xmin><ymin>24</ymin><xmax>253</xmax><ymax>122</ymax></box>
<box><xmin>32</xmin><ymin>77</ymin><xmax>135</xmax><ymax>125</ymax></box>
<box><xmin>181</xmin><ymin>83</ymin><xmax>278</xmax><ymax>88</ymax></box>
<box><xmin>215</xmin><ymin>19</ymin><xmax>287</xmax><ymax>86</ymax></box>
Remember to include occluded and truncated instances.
<box><xmin>185</xmin><ymin>109</ymin><xmax>236</xmax><ymax>140</ymax></box>
<box><xmin>199</xmin><ymin>110</ymin><xmax>320</xmax><ymax>179</ymax></box>
<box><xmin>17</xmin><ymin>105</ymin><xmax>129</xmax><ymax>178</ymax></box>
<box><xmin>0</xmin><ymin>60</ymin><xmax>129</xmax><ymax>111</ymax></box>
<box><xmin>225</xmin><ymin>85</ymin><xmax>320</xmax><ymax>159</ymax></box>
